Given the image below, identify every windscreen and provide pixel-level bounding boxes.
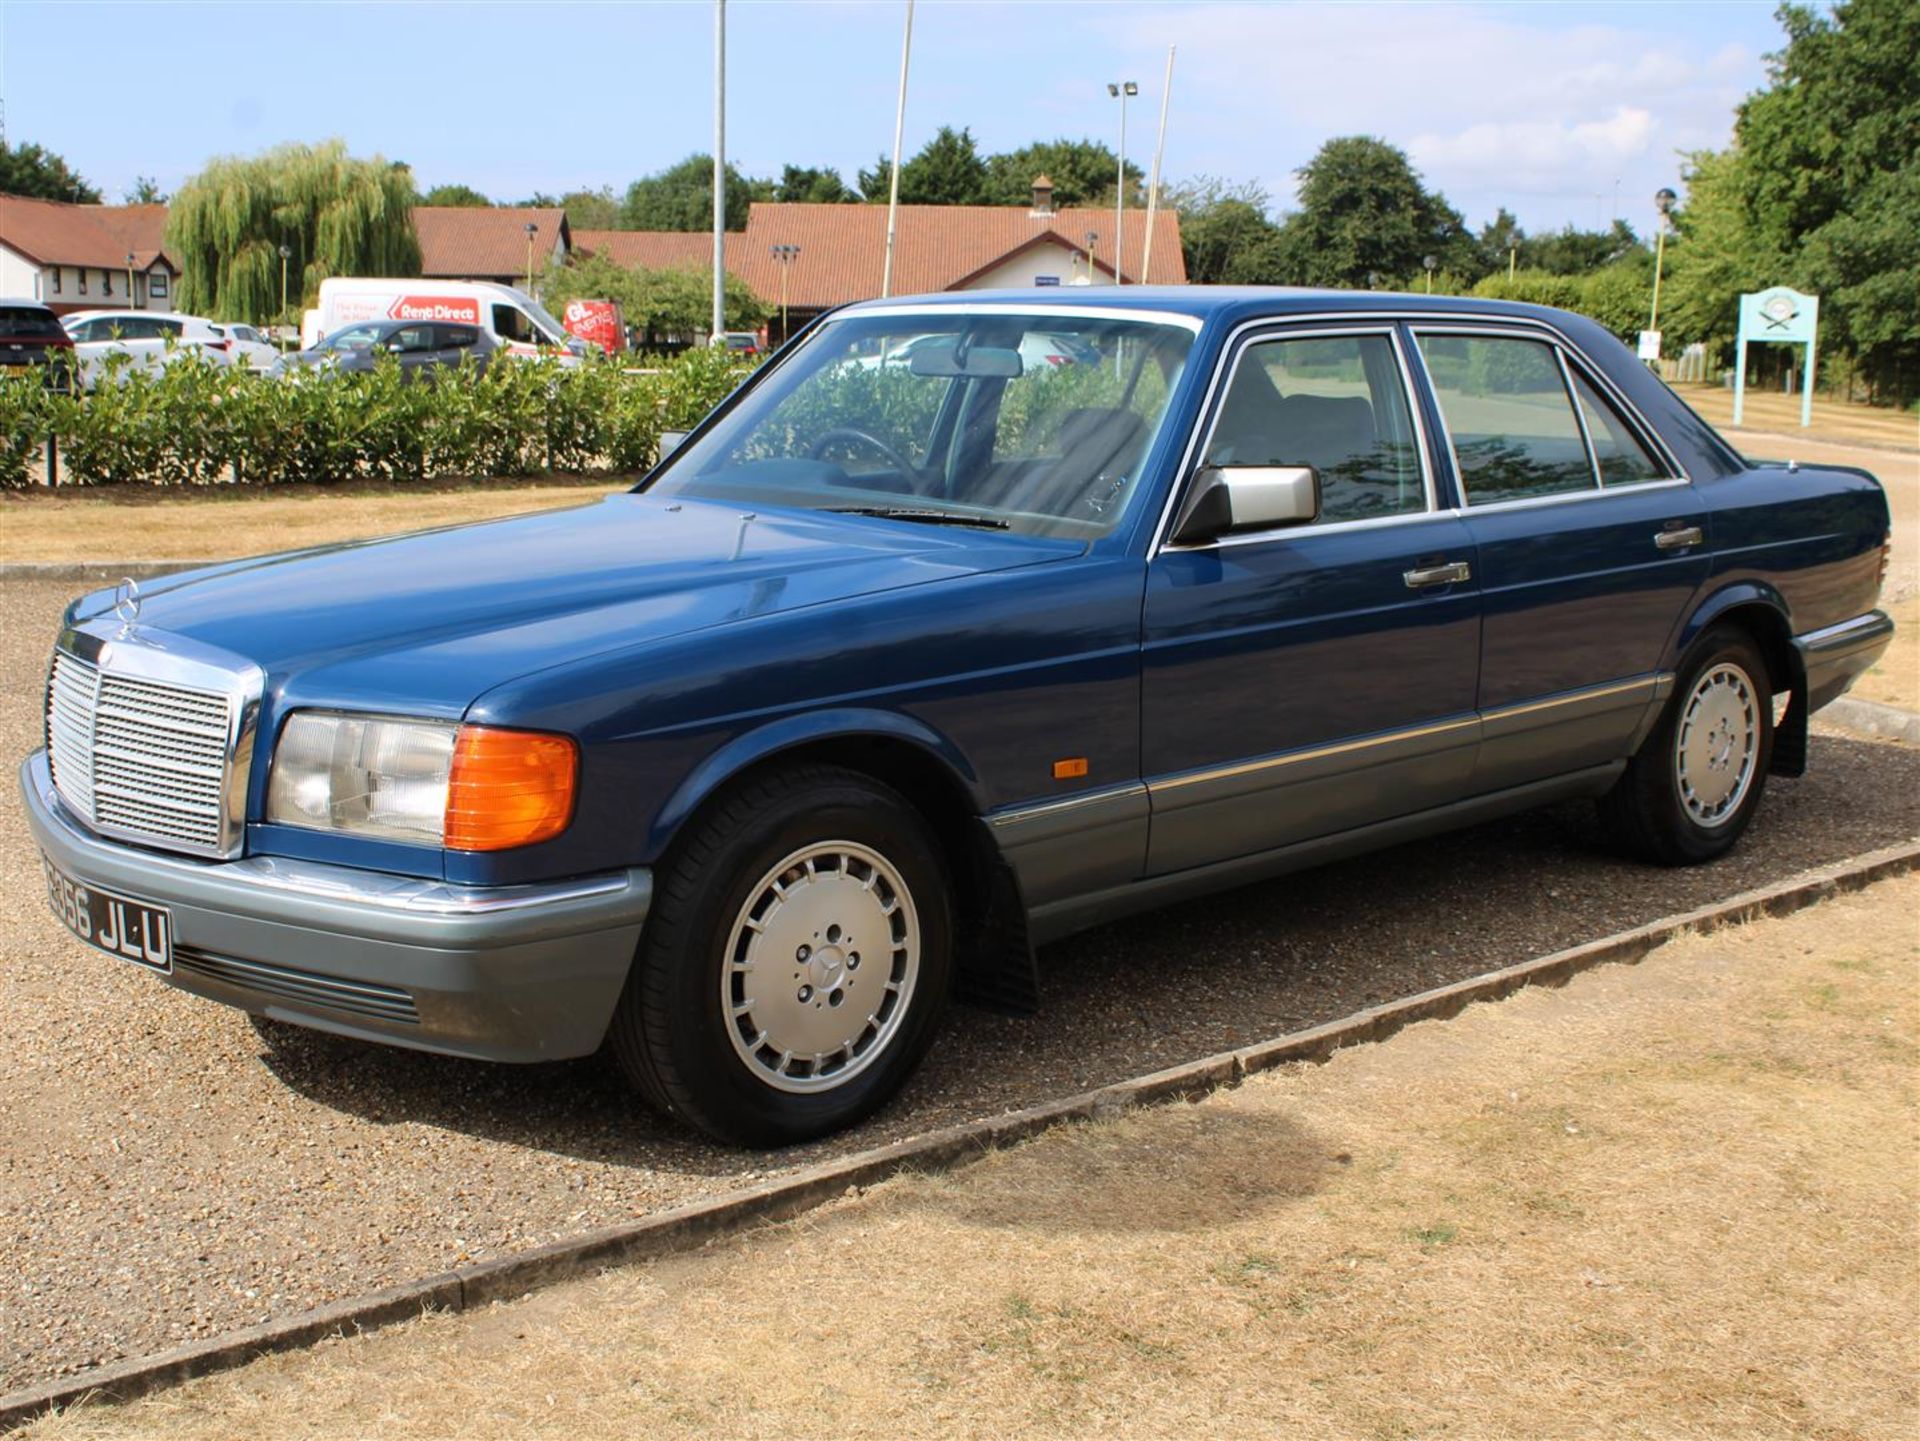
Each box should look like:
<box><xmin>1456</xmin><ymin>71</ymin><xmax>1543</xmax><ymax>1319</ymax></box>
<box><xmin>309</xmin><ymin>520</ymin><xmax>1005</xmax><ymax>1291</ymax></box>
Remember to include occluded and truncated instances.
<box><xmin>645</xmin><ymin>311</ymin><xmax>1196</xmax><ymax>538</ymax></box>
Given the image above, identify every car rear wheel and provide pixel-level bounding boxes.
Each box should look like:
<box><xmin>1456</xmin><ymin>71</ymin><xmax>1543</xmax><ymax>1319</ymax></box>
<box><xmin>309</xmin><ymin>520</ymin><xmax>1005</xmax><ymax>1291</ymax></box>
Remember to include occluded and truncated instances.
<box><xmin>608</xmin><ymin>765</ymin><xmax>952</xmax><ymax>1147</ymax></box>
<box><xmin>1600</xmin><ymin>626</ymin><xmax>1774</xmax><ymax>865</ymax></box>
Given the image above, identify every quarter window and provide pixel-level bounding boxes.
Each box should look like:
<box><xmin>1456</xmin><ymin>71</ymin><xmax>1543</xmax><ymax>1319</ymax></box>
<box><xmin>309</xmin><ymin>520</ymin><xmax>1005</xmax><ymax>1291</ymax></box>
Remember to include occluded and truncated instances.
<box><xmin>1418</xmin><ymin>334</ymin><xmax>1598</xmax><ymax>505</ymax></box>
<box><xmin>1570</xmin><ymin>371</ymin><xmax>1665</xmax><ymax>486</ymax></box>
<box><xmin>1203</xmin><ymin>333</ymin><xmax>1425</xmax><ymax>524</ymax></box>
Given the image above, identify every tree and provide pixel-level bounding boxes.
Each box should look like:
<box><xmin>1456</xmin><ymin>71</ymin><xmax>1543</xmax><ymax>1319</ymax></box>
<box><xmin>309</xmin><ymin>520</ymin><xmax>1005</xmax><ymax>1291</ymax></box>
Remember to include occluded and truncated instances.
<box><xmin>982</xmin><ymin>139</ymin><xmax>1142</xmax><ymax>208</ymax></box>
<box><xmin>1271</xmin><ymin>136</ymin><xmax>1470</xmax><ymax>288</ymax></box>
<box><xmin>859</xmin><ymin>126</ymin><xmax>988</xmax><ymax>205</ymax></box>
<box><xmin>165</xmin><ymin>140</ymin><xmax>421</xmax><ymax>324</ymax></box>
<box><xmin>774</xmin><ymin>165</ymin><xmax>854</xmax><ymax>203</ymax></box>
<box><xmin>0</xmin><ymin>140</ymin><xmax>101</xmax><ymax>203</ymax></box>
<box><xmin>1164</xmin><ymin>177</ymin><xmax>1283</xmax><ymax>284</ymax></box>
<box><xmin>1523</xmin><ymin>220</ymin><xmax>1642</xmax><ymax>276</ymax></box>
<box><xmin>421</xmin><ymin>182</ymin><xmax>492</xmax><ymax>206</ymax></box>
<box><xmin>124</xmin><ymin>176</ymin><xmax>168</xmax><ymax>205</ymax></box>
<box><xmin>558</xmin><ymin>187</ymin><xmax>621</xmax><ymax>230</ymax></box>
<box><xmin>621</xmin><ymin>154</ymin><xmax>771</xmax><ymax>231</ymax></box>
<box><xmin>541</xmin><ymin>251</ymin><xmax>767</xmax><ymax>346</ymax></box>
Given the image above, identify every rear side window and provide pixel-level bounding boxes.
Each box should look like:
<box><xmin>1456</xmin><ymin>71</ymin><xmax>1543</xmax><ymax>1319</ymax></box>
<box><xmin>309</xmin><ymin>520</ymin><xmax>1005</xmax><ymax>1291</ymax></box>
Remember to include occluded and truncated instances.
<box><xmin>0</xmin><ymin>307</ymin><xmax>65</xmax><ymax>339</ymax></box>
<box><xmin>1418</xmin><ymin>334</ymin><xmax>1597</xmax><ymax>505</ymax></box>
<box><xmin>1203</xmin><ymin>332</ymin><xmax>1426</xmax><ymax>524</ymax></box>
<box><xmin>1570</xmin><ymin>371</ymin><xmax>1665</xmax><ymax>486</ymax></box>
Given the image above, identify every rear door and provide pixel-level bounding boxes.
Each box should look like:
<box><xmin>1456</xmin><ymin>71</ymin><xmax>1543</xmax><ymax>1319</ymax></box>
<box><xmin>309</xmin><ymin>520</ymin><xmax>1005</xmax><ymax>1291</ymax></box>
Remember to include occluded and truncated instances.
<box><xmin>1141</xmin><ymin>323</ymin><xmax>1483</xmax><ymax>874</ymax></box>
<box><xmin>1411</xmin><ymin>325</ymin><xmax>1708</xmax><ymax>791</ymax></box>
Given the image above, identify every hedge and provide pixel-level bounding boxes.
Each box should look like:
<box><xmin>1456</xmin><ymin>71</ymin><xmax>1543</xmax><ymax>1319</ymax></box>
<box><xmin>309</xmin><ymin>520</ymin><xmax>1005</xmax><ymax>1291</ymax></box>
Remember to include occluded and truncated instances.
<box><xmin>0</xmin><ymin>346</ymin><xmax>753</xmax><ymax>490</ymax></box>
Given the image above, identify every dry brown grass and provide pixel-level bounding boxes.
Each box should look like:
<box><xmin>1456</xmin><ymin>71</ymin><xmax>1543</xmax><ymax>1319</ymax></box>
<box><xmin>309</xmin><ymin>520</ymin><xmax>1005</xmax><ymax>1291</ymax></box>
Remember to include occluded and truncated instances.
<box><xmin>0</xmin><ymin>479</ymin><xmax>625</xmax><ymax>565</ymax></box>
<box><xmin>28</xmin><ymin>875</ymin><xmax>1920</xmax><ymax>1440</ymax></box>
<box><xmin>1674</xmin><ymin>383</ymin><xmax>1918</xmax><ymax>453</ymax></box>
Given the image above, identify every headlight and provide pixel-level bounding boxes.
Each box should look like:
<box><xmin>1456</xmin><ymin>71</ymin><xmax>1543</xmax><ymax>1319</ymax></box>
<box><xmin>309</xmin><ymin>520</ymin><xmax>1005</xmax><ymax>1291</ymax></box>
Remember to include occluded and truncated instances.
<box><xmin>266</xmin><ymin>711</ymin><xmax>576</xmax><ymax>850</ymax></box>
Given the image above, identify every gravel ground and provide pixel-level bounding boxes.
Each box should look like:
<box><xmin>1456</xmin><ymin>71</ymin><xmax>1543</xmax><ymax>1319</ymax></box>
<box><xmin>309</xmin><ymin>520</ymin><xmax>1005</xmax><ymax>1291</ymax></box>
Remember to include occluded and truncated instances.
<box><xmin>3</xmin><ymin>574</ymin><xmax>1917</xmax><ymax>1395</ymax></box>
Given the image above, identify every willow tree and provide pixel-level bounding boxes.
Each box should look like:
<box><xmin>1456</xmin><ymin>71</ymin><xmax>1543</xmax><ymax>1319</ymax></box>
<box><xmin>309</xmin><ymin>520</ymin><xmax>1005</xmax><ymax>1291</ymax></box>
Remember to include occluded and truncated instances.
<box><xmin>165</xmin><ymin>140</ymin><xmax>421</xmax><ymax>324</ymax></box>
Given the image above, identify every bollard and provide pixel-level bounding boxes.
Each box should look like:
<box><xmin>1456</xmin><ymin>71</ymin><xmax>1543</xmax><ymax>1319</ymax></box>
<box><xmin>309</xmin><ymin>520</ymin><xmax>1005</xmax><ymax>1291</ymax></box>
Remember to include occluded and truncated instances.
<box><xmin>44</xmin><ymin>434</ymin><xmax>58</xmax><ymax>488</ymax></box>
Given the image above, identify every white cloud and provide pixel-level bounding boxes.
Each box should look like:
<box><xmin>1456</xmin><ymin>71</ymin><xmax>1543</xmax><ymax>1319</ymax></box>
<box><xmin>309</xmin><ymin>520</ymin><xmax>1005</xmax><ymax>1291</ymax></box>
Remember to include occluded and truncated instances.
<box><xmin>1103</xmin><ymin>2</ymin><xmax>1766</xmax><ymax>229</ymax></box>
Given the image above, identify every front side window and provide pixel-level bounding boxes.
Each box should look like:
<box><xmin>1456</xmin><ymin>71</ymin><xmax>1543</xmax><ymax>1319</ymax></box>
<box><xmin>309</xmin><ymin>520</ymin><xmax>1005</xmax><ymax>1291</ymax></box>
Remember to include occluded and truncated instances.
<box><xmin>648</xmin><ymin>311</ymin><xmax>1197</xmax><ymax>538</ymax></box>
<box><xmin>323</xmin><ymin>325</ymin><xmax>381</xmax><ymax>352</ymax></box>
<box><xmin>1202</xmin><ymin>332</ymin><xmax>1426</xmax><ymax>525</ymax></box>
<box><xmin>389</xmin><ymin>324</ymin><xmax>435</xmax><ymax>353</ymax></box>
<box><xmin>1419</xmin><ymin>334</ymin><xmax>1598</xmax><ymax>505</ymax></box>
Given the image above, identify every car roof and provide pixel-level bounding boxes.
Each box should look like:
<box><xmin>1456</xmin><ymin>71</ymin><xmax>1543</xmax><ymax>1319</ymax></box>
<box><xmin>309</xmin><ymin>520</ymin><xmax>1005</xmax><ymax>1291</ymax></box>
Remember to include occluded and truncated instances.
<box><xmin>0</xmin><ymin>297</ymin><xmax>57</xmax><ymax>310</ymax></box>
<box><xmin>839</xmin><ymin>284</ymin><xmax>1585</xmax><ymax>332</ymax></box>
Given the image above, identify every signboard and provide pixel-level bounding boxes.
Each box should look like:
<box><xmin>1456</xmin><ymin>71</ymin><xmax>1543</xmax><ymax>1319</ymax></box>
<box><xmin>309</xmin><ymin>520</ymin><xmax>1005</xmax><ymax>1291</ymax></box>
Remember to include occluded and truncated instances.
<box><xmin>1637</xmin><ymin>330</ymin><xmax>1662</xmax><ymax>362</ymax></box>
<box><xmin>1734</xmin><ymin>286</ymin><xmax>1819</xmax><ymax>428</ymax></box>
<box><xmin>385</xmin><ymin>295</ymin><xmax>482</xmax><ymax>325</ymax></box>
<box><xmin>563</xmin><ymin>298</ymin><xmax>626</xmax><ymax>354</ymax></box>
<box><xmin>1033</xmin><ymin>275</ymin><xmax>1061</xmax><ymax>287</ymax></box>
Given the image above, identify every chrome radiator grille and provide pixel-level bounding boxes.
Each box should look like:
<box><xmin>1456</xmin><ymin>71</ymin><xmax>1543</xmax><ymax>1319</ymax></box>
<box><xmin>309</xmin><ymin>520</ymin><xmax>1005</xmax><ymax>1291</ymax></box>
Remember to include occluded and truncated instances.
<box><xmin>47</xmin><ymin>648</ymin><xmax>235</xmax><ymax>855</ymax></box>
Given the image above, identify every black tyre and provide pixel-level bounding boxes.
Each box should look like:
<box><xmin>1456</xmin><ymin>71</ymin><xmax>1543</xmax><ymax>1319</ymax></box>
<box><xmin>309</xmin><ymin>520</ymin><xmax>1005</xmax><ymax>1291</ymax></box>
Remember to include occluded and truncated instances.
<box><xmin>1600</xmin><ymin>626</ymin><xmax>1774</xmax><ymax>865</ymax></box>
<box><xmin>608</xmin><ymin>765</ymin><xmax>953</xmax><ymax>1146</ymax></box>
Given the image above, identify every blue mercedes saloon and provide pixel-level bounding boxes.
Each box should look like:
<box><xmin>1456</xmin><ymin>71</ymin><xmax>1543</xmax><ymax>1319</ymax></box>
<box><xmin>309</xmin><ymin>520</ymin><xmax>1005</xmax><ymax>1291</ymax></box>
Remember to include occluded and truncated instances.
<box><xmin>25</xmin><ymin>288</ymin><xmax>1894</xmax><ymax>1145</ymax></box>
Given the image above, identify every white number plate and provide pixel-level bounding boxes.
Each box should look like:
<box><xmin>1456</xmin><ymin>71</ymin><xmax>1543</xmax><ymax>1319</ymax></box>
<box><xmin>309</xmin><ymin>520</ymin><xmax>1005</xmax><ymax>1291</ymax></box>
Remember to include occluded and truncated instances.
<box><xmin>40</xmin><ymin>853</ymin><xmax>173</xmax><ymax>973</ymax></box>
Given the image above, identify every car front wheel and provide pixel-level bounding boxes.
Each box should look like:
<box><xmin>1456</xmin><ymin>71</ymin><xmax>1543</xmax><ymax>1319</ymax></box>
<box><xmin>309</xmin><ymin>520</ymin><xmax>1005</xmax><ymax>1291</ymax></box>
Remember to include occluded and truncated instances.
<box><xmin>609</xmin><ymin>765</ymin><xmax>952</xmax><ymax>1146</ymax></box>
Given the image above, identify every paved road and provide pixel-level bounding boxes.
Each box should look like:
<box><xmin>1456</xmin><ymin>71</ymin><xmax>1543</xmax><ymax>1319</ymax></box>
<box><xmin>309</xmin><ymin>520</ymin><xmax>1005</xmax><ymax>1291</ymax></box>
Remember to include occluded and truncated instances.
<box><xmin>3</xmin><ymin>575</ymin><xmax>1917</xmax><ymax>1394</ymax></box>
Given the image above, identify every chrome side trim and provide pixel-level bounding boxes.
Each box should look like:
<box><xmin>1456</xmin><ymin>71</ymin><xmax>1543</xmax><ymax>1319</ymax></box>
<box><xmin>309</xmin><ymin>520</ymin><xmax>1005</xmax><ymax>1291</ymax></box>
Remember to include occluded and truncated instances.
<box><xmin>988</xmin><ymin>781</ymin><xmax>1148</xmax><ymax>830</ymax></box>
<box><xmin>1479</xmin><ymin>674</ymin><xmax>1668</xmax><ymax>737</ymax></box>
<box><xmin>1149</xmin><ymin>712</ymin><xmax>1481</xmax><ymax>796</ymax></box>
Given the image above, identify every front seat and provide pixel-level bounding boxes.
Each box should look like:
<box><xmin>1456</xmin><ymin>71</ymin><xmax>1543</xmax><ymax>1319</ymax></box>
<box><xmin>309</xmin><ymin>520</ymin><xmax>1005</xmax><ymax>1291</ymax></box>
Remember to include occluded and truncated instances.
<box><xmin>1006</xmin><ymin>406</ymin><xmax>1148</xmax><ymax>518</ymax></box>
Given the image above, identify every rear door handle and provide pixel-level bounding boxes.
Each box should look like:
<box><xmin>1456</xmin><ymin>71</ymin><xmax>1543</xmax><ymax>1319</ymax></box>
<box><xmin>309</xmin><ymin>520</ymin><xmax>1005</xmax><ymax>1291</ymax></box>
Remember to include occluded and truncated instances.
<box><xmin>1655</xmin><ymin>525</ymin><xmax>1704</xmax><ymax>551</ymax></box>
<box><xmin>1404</xmin><ymin>561</ymin><xmax>1472</xmax><ymax>589</ymax></box>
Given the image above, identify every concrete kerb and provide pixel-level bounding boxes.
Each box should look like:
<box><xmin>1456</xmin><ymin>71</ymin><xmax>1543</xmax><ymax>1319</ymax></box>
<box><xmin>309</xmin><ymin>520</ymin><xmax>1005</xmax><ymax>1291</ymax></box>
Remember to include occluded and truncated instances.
<box><xmin>1821</xmin><ymin>696</ymin><xmax>1920</xmax><ymax>746</ymax></box>
<box><xmin>5</xmin><ymin>836</ymin><xmax>1917</xmax><ymax>1433</ymax></box>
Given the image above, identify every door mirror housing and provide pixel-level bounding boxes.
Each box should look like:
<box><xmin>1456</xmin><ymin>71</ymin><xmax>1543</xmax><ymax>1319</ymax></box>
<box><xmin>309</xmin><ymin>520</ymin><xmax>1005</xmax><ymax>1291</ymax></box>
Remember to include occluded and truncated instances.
<box><xmin>1171</xmin><ymin>465</ymin><xmax>1320</xmax><ymax>545</ymax></box>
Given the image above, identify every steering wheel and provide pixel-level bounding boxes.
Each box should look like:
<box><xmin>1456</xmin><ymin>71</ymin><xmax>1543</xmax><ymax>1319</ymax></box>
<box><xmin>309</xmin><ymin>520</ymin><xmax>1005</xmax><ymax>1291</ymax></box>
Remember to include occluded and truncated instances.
<box><xmin>807</xmin><ymin>426</ymin><xmax>920</xmax><ymax>482</ymax></box>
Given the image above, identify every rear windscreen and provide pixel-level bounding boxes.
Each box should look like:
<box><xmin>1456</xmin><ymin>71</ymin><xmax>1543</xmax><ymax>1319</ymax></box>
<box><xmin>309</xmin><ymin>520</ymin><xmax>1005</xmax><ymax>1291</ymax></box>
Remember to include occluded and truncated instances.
<box><xmin>0</xmin><ymin>307</ymin><xmax>66</xmax><ymax>339</ymax></box>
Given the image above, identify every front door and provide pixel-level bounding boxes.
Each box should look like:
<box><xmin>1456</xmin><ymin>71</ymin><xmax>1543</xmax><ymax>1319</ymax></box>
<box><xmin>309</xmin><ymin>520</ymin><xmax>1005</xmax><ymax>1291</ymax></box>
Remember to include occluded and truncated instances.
<box><xmin>1142</xmin><ymin>326</ymin><xmax>1483</xmax><ymax>876</ymax></box>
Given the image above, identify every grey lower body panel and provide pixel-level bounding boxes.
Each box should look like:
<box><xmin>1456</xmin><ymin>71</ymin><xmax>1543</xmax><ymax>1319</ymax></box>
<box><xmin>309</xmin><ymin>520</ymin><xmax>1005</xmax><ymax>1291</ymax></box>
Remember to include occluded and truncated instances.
<box><xmin>21</xmin><ymin>752</ymin><xmax>651</xmax><ymax>1063</ymax></box>
<box><xmin>1798</xmin><ymin>610</ymin><xmax>1894</xmax><ymax>714</ymax></box>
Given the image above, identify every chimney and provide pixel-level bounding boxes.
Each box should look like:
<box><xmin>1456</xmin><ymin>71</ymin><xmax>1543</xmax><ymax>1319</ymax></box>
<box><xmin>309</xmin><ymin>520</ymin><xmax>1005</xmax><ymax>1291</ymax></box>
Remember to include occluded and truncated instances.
<box><xmin>1029</xmin><ymin>174</ymin><xmax>1055</xmax><ymax>217</ymax></box>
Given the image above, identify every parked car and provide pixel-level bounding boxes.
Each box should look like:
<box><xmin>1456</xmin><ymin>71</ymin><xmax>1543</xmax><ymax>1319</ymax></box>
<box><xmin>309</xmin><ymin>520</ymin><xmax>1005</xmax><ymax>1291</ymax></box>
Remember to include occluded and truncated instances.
<box><xmin>307</xmin><ymin>278</ymin><xmax>585</xmax><ymax>362</ymax></box>
<box><xmin>718</xmin><ymin>330</ymin><xmax>764</xmax><ymax>357</ymax></box>
<box><xmin>208</xmin><ymin>322</ymin><xmax>279</xmax><ymax>373</ymax></box>
<box><xmin>60</xmin><ymin>310</ymin><xmax>236</xmax><ymax>389</ymax></box>
<box><xmin>0</xmin><ymin>299</ymin><xmax>76</xmax><ymax>390</ymax></box>
<box><xmin>24</xmin><ymin>289</ymin><xmax>1894</xmax><ymax>1147</ymax></box>
<box><xmin>271</xmin><ymin>318</ymin><xmax>496</xmax><ymax>380</ymax></box>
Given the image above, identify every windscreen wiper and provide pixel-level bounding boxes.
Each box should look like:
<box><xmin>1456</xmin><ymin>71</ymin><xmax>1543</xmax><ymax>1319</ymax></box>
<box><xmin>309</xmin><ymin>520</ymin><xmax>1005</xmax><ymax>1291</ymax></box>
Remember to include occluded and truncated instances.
<box><xmin>826</xmin><ymin>506</ymin><xmax>1011</xmax><ymax>530</ymax></box>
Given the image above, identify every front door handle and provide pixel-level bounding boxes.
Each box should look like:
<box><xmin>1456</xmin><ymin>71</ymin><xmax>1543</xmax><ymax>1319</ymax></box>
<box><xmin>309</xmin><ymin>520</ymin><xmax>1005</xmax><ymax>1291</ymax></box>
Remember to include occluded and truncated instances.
<box><xmin>1404</xmin><ymin>560</ymin><xmax>1472</xmax><ymax>589</ymax></box>
<box><xmin>1655</xmin><ymin>524</ymin><xmax>1704</xmax><ymax>551</ymax></box>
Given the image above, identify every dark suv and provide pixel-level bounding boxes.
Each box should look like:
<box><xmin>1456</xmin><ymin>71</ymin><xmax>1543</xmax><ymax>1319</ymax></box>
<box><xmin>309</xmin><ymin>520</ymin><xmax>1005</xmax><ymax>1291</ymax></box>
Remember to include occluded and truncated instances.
<box><xmin>0</xmin><ymin>300</ymin><xmax>76</xmax><ymax>390</ymax></box>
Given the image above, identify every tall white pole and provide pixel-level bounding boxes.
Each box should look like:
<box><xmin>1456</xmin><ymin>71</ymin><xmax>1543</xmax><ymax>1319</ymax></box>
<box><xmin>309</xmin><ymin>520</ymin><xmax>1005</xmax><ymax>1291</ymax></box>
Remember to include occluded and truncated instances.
<box><xmin>881</xmin><ymin>0</ymin><xmax>915</xmax><ymax>298</ymax></box>
<box><xmin>1142</xmin><ymin>46</ymin><xmax>1175</xmax><ymax>285</ymax></box>
<box><xmin>712</xmin><ymin>0</ymin><xmax>727</xmax><ymax>343</ymax></box>
<box><xmin>1114</xmin><ymin>94</ymin><xmax>1126</xmax><ymax>285</ymax></box>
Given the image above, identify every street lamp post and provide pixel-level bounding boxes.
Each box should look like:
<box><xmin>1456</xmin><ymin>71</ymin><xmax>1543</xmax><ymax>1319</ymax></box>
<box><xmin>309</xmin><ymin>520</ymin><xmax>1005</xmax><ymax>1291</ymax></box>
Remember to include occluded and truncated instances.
<box><xmin>1105</xmin><ymin>80</ymin><xmax>1137</xmax><ymax>284</ymax></box>
<box><xmin>1423</xmin><ymin>254</ymin><xmax>1437</xmax><ymax>294</ymax></box>
<box><xmin>1646</xmin><ymin>187</ymin><xmax>1678</xmax><ymax>346</ymax></box>
<box><xmin>278</xmin><ymin>244</ymin><xmax>292</xmax><ymax>347</ymax></box>
<box><xmin>524</xmin><ymin>223</ymin><xmax>538</xmax><ymax>294</ymax></box>
<box><xmin>769</xmin><ymin>243</ymin><xmax>801</xmax><ymax>340</ymax></box>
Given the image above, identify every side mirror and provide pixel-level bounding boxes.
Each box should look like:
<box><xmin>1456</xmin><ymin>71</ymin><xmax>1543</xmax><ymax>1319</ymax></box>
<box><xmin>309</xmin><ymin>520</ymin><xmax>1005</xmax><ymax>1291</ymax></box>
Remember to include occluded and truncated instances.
<box><xmin>658</xmin><ymin>429</ymin><xmax>689</xmax><ymax>460</ymax></box>
<box><xmin>1171</xmin><ymin>465</ymin><xmax>1320</xmax><ymax>545</ymax></box>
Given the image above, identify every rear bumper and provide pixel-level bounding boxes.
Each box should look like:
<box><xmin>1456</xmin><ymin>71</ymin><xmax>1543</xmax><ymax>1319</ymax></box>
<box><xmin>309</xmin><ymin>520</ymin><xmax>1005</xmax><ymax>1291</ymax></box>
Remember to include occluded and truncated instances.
<box><xmin>21</xmin><ymin>752</ymin><xmax>650</xmax><ymax>1062</ymax></box>
<box><xmin>1797</xmin><ymin>610</ymin><xmax>1894</xmax><ymax>713</ymax></box>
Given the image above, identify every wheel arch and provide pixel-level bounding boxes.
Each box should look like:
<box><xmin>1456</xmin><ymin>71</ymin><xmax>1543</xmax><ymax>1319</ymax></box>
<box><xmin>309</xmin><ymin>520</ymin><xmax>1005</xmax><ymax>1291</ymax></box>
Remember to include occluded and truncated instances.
<box><xmin>1674</xmin><ymin>583</ymin><xmax>1806</xmax><ymax>776</ymax></box>
<box><xmin>647</xmin><ymin>711</ymin><xmax>1040</xmax><ymax>1013</ymax></box>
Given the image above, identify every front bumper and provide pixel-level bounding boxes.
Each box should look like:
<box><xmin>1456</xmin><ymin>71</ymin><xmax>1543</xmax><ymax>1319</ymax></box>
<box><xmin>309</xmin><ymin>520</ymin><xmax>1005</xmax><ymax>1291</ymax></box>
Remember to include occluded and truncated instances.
<box><xmin>1797</xmin><ymin>610</ymin><xmax>1894</xmax><ymax>714</ymax></box>
<box><xmin>21</xmin><ymin>752</ymin><xmax>651</xmax><ymax>1062</ymax></box>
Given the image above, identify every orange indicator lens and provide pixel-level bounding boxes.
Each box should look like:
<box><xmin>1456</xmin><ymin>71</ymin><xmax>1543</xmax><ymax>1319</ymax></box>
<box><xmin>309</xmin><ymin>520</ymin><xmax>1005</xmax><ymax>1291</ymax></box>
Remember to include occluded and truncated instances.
<box><xmin>1052</xmin><ymin>757</ymin><xmax>1089</xmax><ymax>780</ymax></box>
<box><xmin>444</xmin><ymin>726</ymin><xmax>578</xmax><ymax>851</ymax></box>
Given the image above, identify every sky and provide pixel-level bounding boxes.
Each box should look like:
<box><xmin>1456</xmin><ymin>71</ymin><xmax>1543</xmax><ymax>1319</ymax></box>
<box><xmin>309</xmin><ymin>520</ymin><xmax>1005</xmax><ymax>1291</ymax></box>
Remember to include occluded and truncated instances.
<box><xmin>0</xmin><ymin>1</ymin><xmax>1786</xmax><ymax>235</ymax></box>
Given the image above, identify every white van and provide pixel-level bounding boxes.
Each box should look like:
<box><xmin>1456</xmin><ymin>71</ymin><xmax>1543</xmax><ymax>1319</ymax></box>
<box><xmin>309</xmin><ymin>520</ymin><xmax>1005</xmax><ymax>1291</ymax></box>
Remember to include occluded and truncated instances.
<box><xmin>306</xmin><ymin>279</ymin><xmax>585</xmax><ymax>362</ymax></box>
